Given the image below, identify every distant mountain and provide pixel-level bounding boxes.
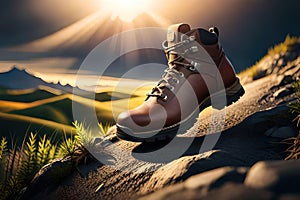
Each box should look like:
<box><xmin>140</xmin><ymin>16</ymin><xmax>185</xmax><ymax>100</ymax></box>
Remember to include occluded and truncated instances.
<box><xmin>0</xmin><ymin>66</ymin><xmax>84</xmax><ymax>93</ymax></box>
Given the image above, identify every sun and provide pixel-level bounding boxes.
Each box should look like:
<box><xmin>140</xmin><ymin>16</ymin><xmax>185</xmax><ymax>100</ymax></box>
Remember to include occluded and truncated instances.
<box><xmin>99</xmin><ymin>0</ymin><xmax>152</xmax><ymax>22</ymax></box>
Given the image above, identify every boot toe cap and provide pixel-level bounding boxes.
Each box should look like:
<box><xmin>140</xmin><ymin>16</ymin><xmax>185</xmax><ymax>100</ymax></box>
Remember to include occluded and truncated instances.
<box><xmin>116</xmin><ymin>111</ymin><xmax>150</xmax><ymax>141</ymax></box>
<box><xmin>116</xmin><ymin>111</ymin><xmax>148</xmax><ymax>131</ymax></box>
<box><xmin>116</xmin><ymin>110</ymin><xmax>161</xmax><ymax>134</ymax></box>
<box><xmin>116</xmin><ymin>111</ymin><xmax>131</xmax><ymax>128</ymax></box>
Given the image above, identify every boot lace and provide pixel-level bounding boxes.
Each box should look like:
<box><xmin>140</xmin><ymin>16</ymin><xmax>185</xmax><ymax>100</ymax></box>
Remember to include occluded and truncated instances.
<box><xmin>146</xmin><ymin>67</ymin><xmax>184</xmax><ymax>101</ymax></box>
<box><xmin>146</xmin><ymin>36</ymin><xmax>201</xmax><ymax>101</ymax></box>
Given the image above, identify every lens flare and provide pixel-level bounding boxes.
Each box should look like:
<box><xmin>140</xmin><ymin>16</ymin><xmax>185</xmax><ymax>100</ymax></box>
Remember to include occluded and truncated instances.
<box><xmin>99</xmin><ymin>0</ymin><xmax>152</xmax><ymax>22</ymax></box>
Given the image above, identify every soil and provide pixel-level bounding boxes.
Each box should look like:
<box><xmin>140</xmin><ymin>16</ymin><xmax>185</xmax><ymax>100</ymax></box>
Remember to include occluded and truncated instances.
<box><xmin>25</xmin><ymin>57</ymin><xmax>299</xmax><ymax>200</ymax></box>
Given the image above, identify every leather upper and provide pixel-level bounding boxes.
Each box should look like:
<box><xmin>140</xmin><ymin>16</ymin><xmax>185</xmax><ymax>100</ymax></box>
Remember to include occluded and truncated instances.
<box><xmin>117</xmin><ymin>24</ymin><xmax>238</xmax><ymax>134</ymax></box>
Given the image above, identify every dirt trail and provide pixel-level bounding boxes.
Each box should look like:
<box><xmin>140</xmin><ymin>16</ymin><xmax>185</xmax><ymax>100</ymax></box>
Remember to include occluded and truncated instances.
<box><xmin>35</xmin><ymin>70</ymin><xmax>297</xmax><ymax>200</ymax></box>
<box><xmin>18</xmin><ymin>49</ymin><xmax>297</xmax><ymax>199</ymax></box>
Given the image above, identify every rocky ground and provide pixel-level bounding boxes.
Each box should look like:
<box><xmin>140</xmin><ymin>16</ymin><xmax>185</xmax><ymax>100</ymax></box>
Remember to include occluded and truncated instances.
<box><xmin>21</xmin><ymin>44</ymin><xmax>300</xmax><ymax>200</ymax></box>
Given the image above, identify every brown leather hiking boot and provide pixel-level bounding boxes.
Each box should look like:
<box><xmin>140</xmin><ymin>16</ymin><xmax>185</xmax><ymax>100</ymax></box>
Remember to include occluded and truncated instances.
<box><xmin>116</xmin><ymin>23</ymin><xmax>244</xmax><ymax>142</ymax></box>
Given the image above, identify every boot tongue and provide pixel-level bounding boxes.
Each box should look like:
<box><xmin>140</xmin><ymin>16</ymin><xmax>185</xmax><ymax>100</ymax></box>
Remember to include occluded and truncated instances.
<box><xmin>167</xmin><ymin>23</ymin><xmax>191</xmax><ymax>47</ymax></box>
<box><xmin>150</xmin><ymin>23</ymin><xmax>191</xmax><ymax>96</ymax></box>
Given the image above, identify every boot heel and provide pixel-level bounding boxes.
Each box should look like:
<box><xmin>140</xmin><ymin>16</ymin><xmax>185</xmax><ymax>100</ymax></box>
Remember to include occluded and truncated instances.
<box><xmin>212</xmin><ymin>78</ymin><xmax>245</xmax><ymax>110</ymax></box>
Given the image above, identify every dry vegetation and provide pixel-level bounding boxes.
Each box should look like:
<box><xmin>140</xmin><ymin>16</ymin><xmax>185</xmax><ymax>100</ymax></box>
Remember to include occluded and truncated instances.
<box><xmin>239</xmin><ymin>35</ymin><xmax>300</xmax><ymax>81</ymax></box>
<box><xmin>285</xmin><ymin>80</ymin><xmax>300</xmax><ymax>160</ymax></box>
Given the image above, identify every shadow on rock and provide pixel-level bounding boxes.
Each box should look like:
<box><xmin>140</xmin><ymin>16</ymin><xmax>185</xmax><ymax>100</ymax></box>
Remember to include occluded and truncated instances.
<box><xmin>132</xmin><ymin>136</ymin><xmax>207</xmax><ymax>163</ymax></box>
<box><xmin>132</xmin><ymin>105</ymin><xmax>296</xmax><ymax>165</ymax></box>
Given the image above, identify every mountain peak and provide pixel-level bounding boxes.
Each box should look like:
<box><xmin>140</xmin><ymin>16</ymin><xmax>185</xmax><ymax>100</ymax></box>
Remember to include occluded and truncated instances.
<box><xmin>12</xmin><ymin>65</ymin><xmax>24</xmax><ymax>70</ymax></box>
<box><xmin>0</xmin><ymin>66</ymin><xmax>43</xmax><ymax>90</ymax></box>
<box><xmin>7</xmin><ymin>66</ymin><xmax>32</xmax><ymax>76</ymax></box>
<box><xmin>0</xmin><ymin>66</ymin><xmax>87</xmax><ymax>93</ymax></box>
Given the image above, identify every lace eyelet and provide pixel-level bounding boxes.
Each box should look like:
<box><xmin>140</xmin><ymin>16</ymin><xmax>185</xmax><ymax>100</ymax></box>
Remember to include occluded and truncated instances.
<box><xmin>173</xmin><ymin>78</ymin><xmax>179</xmax><ymax>84</ymax></box>
<box><xmin>162</xmin><ymin>95</ymin><xmax>168</xmax><ymax>101</ymax></box>
<box><xmin>179</xmin><ymin>72</ymin><xmax>184</xmax><ymax>77</ymax></box>
<box><xmin>189</xmin><ymin>66</ymin><xmax>196</xmax><ymax>71</ymax></box>
<box><xmin>169</xmin><ymin>86</ymin><xmax>175</xmax><ymax>91</ymax></box>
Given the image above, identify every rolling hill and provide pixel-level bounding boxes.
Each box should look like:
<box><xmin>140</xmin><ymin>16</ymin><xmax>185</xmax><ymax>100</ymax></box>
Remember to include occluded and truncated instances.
<box><xmin>0</xmin><ymin>111</ymin><xmax>75</xmax><ymax>144</ymax></box>
<box><xmin>0</xmin><ymin>87</ymin><xmax>58</xmax><ymax>102</ymax></box>
<box><xmin>0</xmin><ymin>89</ymin><xmax>147</xmax><ymax>143</ymax></box>
<box><xmin>0</xmin><ymin>67</ymin><xmax>151</xmax><ymax>143</ymax></box>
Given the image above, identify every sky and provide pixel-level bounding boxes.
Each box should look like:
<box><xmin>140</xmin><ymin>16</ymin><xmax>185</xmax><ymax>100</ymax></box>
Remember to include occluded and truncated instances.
<box><xmin>0</xmin><ymin>0</ymin><xmax>299</xmax><ymax>81</ymax></box>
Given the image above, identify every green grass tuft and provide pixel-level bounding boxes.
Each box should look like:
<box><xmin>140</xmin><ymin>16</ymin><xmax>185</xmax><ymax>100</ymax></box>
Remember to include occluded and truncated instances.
<box><xmin>289</xmin><ymin>81</ymin><xmax>300</xmax><ymax>126</ymax></box>
<box><xmin>0</xmin><ymin>121</ymin><xmax>113</xmax><ymax>200</ymax></box>
<box><xmin>285</xmin><ymin>80</ymin><xmax>300</xmax><ymax>160</ymax></box>
<box><xmin>0</xmin><ymin>137</ymin><xmax>7</xmax><ymax>160</ymax></box>
<box><xmin>98</xmin><ymin>122</ymin><xmax>113</xmax><ymax>137</ymax></box>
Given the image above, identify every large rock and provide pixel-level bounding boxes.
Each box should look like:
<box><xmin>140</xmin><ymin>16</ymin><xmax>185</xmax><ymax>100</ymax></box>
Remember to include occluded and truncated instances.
<box><xmin>141</xmin><ymin>159</ymin><xmax>300</xmax><ymax>200</ymax></box>
<box><xmin>20</xmin><ymin>157</ymin><xmax>73</xmax><ymax>200</ymax></box>
<box><xmin>264</xmin><ymin>126</ymin><xmax>297</xmax><ymax>139</ymax></box>
<box><xmin>139</xmin><ymin>166</ymin><xmax>247</xmax><ymax>200</ymax></box>
<box><xmin>139</xmin><ymin>104</ymin><xmax>294</xmax><ymax>195</ymax></box>
<box><xmin>183</xmin><ymin>166</ymin><xmax>247</xmax><ymax>190</ymax></box>
<box><xmin>140</xmin><ymin>150</ymin><xmax>251</xmax><ymax>194</ymax></box>
<box><xmin>141</xmin><ymin>183</ymin><xmax>274</xmax><ymax>200</ymax></box>
<box><xmin>242</xmin><ymin>105</ymin><xmax>295</xmax><ymax>134</ymax></box>
<box><xmin>244</xmin><ymin>160</ymin><xmax>300</xmax><ymax>194</ymax></box>
<box><xmin>200</xmin><ymin>183</ymin><xmax>274</xmax><ymax>200</ymax></box>
<box><xmin>140</xmin><ymin>151</ymin><xmax>217</xmax><ymax>194</ymax></box>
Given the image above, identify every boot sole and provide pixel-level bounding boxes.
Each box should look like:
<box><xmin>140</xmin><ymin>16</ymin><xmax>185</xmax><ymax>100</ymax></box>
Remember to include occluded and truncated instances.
<box><xmin>116</xmin><ymin>78</ymin><xmax>245</xmax><ymax>143</ymax></box>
